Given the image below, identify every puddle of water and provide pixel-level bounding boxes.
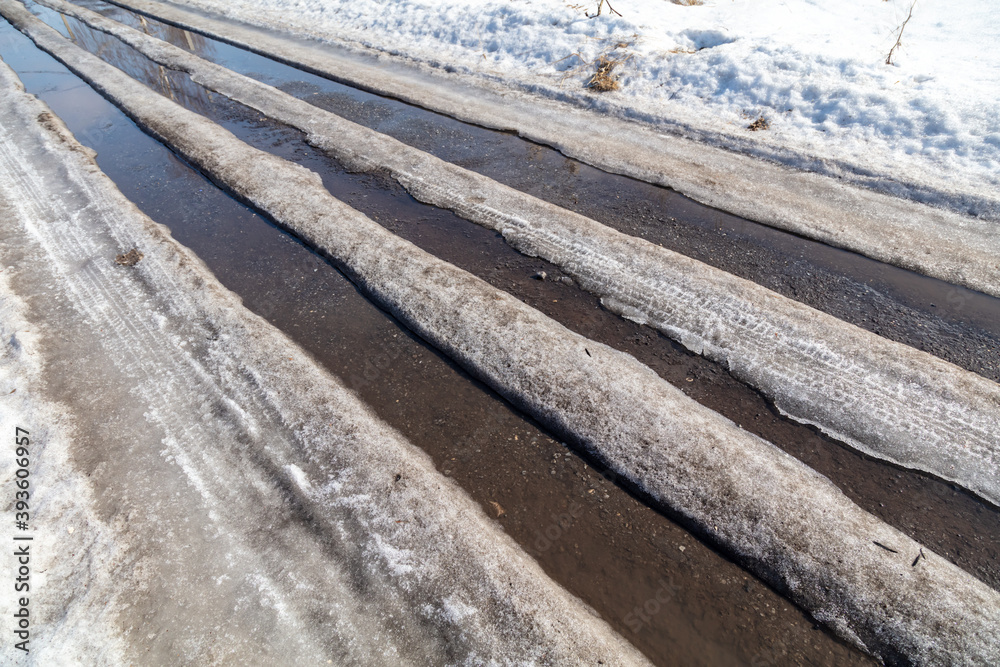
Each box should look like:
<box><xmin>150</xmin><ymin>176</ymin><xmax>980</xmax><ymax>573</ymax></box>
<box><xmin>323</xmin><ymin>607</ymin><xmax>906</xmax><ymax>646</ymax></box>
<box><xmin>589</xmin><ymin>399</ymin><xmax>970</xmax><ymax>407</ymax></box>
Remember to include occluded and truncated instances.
<box><xmin>1</xmin><ymin>15</ymin><xmax>880</xmax><ymax>666</ymax></box>
<box><xmin>66</xmin><ymin>0</ymin><xmax>1000</xmax><ymax>384</ymax></box>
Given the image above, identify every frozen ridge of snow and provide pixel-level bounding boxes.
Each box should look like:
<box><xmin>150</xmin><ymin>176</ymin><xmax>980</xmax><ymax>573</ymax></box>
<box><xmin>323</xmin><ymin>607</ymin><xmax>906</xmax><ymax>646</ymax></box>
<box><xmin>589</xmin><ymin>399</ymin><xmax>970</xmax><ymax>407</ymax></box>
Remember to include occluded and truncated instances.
<box><xmin>7</xmin><ymin>4</ymin><xmax>997</xmax><ymax>662</ymax></box>
<box><xmin>0</xmin><ymin>48</ymin><xmax>649</xmax><ymax>665</ymax></box>
<box><xmin>43</xmin><ymin>0</ymin><xmax>1000</xmax><ymax>506</ymax></box>
<box><xmin>160</xmin><ymin>0</ymin><xmax>1000</xmax><ymax>215</ymax></box>
<box><xmin>100</xmin><ymin>0</ymin><xmax>1000</xmax><ymax>297</ymax></box>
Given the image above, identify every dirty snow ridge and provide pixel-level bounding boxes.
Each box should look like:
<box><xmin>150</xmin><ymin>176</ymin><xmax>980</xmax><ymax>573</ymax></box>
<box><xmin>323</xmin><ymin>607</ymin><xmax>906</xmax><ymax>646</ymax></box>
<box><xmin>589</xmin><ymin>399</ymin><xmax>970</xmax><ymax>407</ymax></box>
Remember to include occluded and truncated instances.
<box><xmin>42</xmin><ymin>0</ymin><xmax>1000</xmax><ymax>507</ymax></box>
<box><xmin>0</xmin><ymin>39</ymin><xmax>649</xmax><ymax>665</ymax></box>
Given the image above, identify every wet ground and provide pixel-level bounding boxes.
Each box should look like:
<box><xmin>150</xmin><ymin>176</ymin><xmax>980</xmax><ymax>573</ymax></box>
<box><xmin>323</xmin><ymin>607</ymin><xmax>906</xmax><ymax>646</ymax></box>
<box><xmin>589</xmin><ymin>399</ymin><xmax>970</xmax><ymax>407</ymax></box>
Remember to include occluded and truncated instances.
<box><xmin>6</xmin><ymin>2</ymin><xmax>1000</xmax><ymax>664</ymax></box>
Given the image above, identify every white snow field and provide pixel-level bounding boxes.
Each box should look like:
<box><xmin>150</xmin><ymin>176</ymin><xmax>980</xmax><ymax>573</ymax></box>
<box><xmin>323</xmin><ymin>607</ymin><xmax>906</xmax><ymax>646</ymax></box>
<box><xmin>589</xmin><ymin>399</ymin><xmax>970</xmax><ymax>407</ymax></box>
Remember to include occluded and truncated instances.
<box><xmin>0</xmin><ymin>51</ymin><xmax>650</xmax><ymax>665</ymax></box>
<box><xmin>5</xmin><ymin>3</ymin><xmax>999</xmax><ymax>663</ymax></box>
<box><xmin>159</xmin><ymin>0</ymin><xmax>1000</xmax><ymax>202</ymax></box>
<box><xmin>40</xmin><ymin>0</ymin><xmax>1000</xmax><ymax>508</ymax></box>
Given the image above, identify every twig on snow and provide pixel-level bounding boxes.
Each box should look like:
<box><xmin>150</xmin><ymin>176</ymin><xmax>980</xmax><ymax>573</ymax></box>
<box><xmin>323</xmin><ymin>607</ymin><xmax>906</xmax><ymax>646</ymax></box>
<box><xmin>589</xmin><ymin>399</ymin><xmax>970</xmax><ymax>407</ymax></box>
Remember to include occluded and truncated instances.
<box><xmin>873</xmin><ymin>540</ymin><xmax>899</xmax><ymax>554</ymax></box>
<box><xmin>886</xmin><ymin>1</ymin><xmax>917</xmax><ymax>66</ymax></box>
<box><xmin>587</xmin><ymin>0</ymin><xmax>622</xmax><ymax>18</ymax></box>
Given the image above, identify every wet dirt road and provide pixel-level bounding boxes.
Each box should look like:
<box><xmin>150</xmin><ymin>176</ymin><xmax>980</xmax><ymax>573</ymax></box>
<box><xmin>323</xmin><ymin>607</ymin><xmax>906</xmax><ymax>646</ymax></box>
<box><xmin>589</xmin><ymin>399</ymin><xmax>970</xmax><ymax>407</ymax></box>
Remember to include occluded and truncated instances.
<box><xmin>5</xmin><ymin>1</ymin><xmax>1000</xmax><ymax>664</ymax></box>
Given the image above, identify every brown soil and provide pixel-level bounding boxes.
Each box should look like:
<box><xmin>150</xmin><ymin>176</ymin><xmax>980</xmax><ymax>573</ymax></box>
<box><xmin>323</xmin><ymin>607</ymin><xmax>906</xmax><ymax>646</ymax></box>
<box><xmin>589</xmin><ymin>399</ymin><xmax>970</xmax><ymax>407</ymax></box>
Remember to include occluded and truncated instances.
<box><xmin>114</xmin><ymin>247</ymin><xmax>144</xmax><ymax>265</ymax></box>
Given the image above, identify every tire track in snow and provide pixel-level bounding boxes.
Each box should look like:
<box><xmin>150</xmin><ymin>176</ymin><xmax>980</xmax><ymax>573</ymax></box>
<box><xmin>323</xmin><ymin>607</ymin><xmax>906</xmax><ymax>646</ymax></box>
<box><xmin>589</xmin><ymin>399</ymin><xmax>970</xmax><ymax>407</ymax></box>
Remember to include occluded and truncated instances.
<box><xmin>38</xmin><ymin>0</ymin><xmax>1000</xmax><ymax>507</ymax></box>
<box><xmin>4</xmin><ymin>3</ymin><xmax>997</xmax><ymax>662</ymax></box>
<box><xmin>0</xmin><ymin>83</ymin><xmax>348</xmax><ymax>660</ymax></box>
<box><xmin>0</xmin><ymin>49</ymin><xmax>649</xmax><ymax>665</ymax></box>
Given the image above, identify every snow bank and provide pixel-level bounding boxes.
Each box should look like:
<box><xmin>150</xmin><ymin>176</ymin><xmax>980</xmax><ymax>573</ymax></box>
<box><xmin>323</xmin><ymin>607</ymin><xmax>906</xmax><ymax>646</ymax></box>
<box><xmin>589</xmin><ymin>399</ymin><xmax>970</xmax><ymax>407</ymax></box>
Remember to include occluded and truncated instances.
<box><xmin>156</xmin><ymin>0</ymin><xmax>1000</xmax><ymax>212</ymax></box>
<box><xmin>6</xmin><ymin>4</ymin><xmax>998</xmax><ymax>662</ymax></box>
<box><xmin>42</xmin><ymin>0</ymin><xmax>1000</xmax><ymax>508</ymax></box>
<box><xmin>100</xmin><ymin>0</ymin><xmax>1000</xmax><ymax>299</ymax></box>
<box><xmin>0</xmin><ymin>41</ymin><xmax>647</xmax><ymax>665</ymax></box>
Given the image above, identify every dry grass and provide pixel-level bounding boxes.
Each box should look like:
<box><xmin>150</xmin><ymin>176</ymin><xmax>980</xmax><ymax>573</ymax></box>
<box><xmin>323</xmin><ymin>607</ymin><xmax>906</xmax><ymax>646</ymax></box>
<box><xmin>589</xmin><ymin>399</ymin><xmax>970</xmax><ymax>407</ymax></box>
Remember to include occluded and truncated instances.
<box><xmin>586</xmin><ymin>0</ymin><xmax>622</xmax><ymax>18</ymax></box>
<box><xmin>588</xmin><ymin>54</ymin><xmax>626</xmax><ymax>91</ymax></box>
<box><xmin>669</xmin><ymin>0</ymin><xmax>704</xmax><ymax>5</ymax></box>
<box><xmin>886</xmin><ymin>0</ymin><xmax>917</xmax><ymax>65</ymax></box>
<box><xmin>747</xmin><ymin>116</ymin><xmax>770</xmax><ymax>131</ymax></box>
<box><xmin>552</xmin><ymin>37</ymin><xmax>635</xmax><ymax>92</ymax></box>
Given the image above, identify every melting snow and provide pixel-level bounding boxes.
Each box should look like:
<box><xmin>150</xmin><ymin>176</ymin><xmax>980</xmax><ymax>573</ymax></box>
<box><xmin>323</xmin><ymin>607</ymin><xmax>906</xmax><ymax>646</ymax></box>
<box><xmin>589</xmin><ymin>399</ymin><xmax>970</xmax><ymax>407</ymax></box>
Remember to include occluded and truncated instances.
<box><xmin>169</xmin><ymin>0</ymin><xmax>1000</xmax><ymax>197</ymax></box>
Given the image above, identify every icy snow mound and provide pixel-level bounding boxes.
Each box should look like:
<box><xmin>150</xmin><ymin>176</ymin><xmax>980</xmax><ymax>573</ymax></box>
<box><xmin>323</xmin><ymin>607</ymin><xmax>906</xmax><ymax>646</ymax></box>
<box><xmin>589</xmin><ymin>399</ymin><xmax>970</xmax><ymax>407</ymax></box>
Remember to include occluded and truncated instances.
<box><xmin>165</xmin><ymin>0</ymin><xmax>1000</xmax><ymax>205</ymax></box>
<box><xmin>0</xmin><ymin>45</ymin><xmax>648</xmax><ymax>665</ymax></box>
<box><xmin>47</xmin><ymin>0</ymin><xmax>1000</xmax><ymax>506</ymax></box>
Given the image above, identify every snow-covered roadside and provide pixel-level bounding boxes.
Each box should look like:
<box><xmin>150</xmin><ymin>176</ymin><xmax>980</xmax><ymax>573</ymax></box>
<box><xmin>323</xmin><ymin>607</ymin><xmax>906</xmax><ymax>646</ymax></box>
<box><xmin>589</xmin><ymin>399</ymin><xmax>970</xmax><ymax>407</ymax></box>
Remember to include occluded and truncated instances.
<box><xmin>160</xmin><ymin>0</ymin><xmax>1000</xmax><ymax>213</ymax></box>
<box><xmin>7</xmin><ymin>3</ymin><xmax>998</xmax><ymax>662</ymax></box>
<box><xmin>102</xmin><ymin>0</ymin><xmax>1000</xmax><ymax>298</ymax></box>
<box><xmin>0</xmin><ymin>52</ymin><xmax>648</xmax><ymax>664</ymax></box>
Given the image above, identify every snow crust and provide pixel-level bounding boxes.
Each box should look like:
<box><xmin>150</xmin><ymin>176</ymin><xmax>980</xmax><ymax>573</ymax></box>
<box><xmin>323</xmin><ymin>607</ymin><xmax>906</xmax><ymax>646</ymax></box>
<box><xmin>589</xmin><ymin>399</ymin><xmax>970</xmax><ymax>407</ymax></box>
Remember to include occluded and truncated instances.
<box><xmin>159</xmin><ymin>0</ymin><xmax>1000</xmax><ymax>213</ymax></box>
<box><xmin>43</xmin><ymin>0</ymin><xmax>1000</xmax><ymax>507</ymax></box>
<box><xmin>6</xmin><ymin>4</ymin><xmax>998</xmax><ymax>662</ymax></box>
<box><xmin>0</xmin><ymin>44</ymin><xmax>648</xmax><ymax>665</ymax></box>
<box><xmin>101</xmin><ymin>0</ymin><xmax>1000</xmax><ymax>298</ymax></box>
